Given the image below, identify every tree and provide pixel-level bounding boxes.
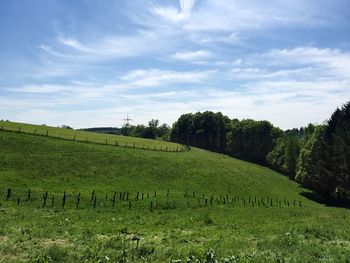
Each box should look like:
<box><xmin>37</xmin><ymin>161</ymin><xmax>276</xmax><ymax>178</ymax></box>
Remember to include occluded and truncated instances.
<box><xmin>267</xmin><ymin>133</ymin><xmax>300</xmax><ymax>177</ymax></box>
<box><xmin>170</xmin><ymin>111</ymin><xmax>230</xmax><ymax>152</ymax></box>
<box><xmin>325</xmin><ymin>102</ymin><xmax>350</xmax><ymax>199</ymax></box>
<box><xmin>226</xmin><ymin>120</ymin><xmax>283</xmax><ymax>165</ymax></box>
<box><xmin>295</xmin><ymin>125</ymin><xmax>334</xmax><ymax>197</ymax></box>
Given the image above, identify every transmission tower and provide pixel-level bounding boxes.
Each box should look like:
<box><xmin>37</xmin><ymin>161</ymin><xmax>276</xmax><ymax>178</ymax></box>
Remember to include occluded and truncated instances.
<box><xmin>122</xmin><ymin>114</ymin><xmax>133</xmax><ymax>127</ymax></box>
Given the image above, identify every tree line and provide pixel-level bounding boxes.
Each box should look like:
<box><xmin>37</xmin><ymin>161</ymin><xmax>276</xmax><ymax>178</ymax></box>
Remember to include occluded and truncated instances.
<box><xmin>82</xmin><ymin>119</ymin><xmax>170</xmax><ymax>140</ymax></box>
<box><xmin>170</xmin><ymin>101</ymin><xmax>350</xmax><ymax>203</ymax></box>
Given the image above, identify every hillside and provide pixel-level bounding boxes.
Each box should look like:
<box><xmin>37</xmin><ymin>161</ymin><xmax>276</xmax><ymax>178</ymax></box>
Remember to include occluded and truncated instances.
<box><xmin>0</xmin><ymin>127</ymin><xmax>350</xmax><ymax>262</ymax></box>
<box><xmin>0</xmin><ymin>121</ymin><xmax>184</xmax><ymax>152</ymax></box>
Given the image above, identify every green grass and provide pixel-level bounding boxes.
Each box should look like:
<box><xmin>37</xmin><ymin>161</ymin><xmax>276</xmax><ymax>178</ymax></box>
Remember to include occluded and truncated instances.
<box><xmin>0</xmin><ymin>120</ymin><xmax>185</xmax><ymax>152</ymax></box>
<box><xmin>0</xmin><ymin>129</ymin><xmax>350</xmax><ymax>262</ymax></box>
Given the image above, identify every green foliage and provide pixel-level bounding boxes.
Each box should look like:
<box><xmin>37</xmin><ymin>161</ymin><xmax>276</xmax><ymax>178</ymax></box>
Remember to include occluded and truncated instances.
<box><xmin>121</xmin><ymin>119</ymin><xmax>170</xmax><ymax>140</ymax></box>
<box><xmin>325</xmin><ymin>101</ymin><xmax>350</xmax><ymax>199</ymax></box>
<box><xmin>295</xmin><ymin>125</ymin><xmax>333</xmax><ymax>197</ymax></box>
<box><xmin>267</xmin><ymin>134</ymin><xmax>300</xmax><ymax>177</ymax></box>
<box><xmin>171</xmin><ymin>111</ymin><xmax>230</xmax><ymax>152</ymax></box>
<box><xmin>296</xmin><ymin>101</ymin><xmax>350</xmax><ymax>200</ymax></box>
<box><xmin>226</xmin><ymin>120</ymin><xmax>283</xmax><ymax>165</ymax></box>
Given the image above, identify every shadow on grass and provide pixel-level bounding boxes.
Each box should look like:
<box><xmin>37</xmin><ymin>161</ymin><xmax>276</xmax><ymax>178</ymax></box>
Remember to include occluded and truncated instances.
<box><xmin>300</xmin><ymin>191</ymin><xmax>350</xmax><ymax>209</ymax></box>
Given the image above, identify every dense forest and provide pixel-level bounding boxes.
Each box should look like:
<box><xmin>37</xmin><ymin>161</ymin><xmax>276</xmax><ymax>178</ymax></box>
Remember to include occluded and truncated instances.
<box><xmin>170</xmin><ymin>101</ymin><xmax>350</xmax><ymax>203</ymax></box>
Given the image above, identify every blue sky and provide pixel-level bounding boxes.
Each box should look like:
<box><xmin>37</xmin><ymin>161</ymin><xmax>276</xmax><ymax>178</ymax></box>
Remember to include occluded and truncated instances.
<box><xmin>0</xmin><ymin>0</ymin><xmax>349</xmax><ymax>129</ymax></box>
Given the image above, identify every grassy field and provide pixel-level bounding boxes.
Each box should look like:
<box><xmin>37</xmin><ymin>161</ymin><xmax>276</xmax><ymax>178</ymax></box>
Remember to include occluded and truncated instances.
<box><xmin>0</xmin><ymin>129</ymin><xmax>350</xmax><ymax>262</ymax></box>
<box><xmin>0</xmin><ymin>121</ymin><xmax>185</xmax><ymax>152</ymax></box>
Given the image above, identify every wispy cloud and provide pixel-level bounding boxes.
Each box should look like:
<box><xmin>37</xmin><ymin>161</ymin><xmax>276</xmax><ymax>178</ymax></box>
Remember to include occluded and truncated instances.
<box><xmin>261</xmin><ymin>47</ymin><xmax>350</xmax><ymax>78</ymax></box>
<box><xmin>151</xmin><ymin>0</ymin><xmax>197</xmax><ymax>23</ymax></box>
<box><xmin>149</xmin><ymin>0</ymin><xmax>328</xmax><ymax>32</ymax></box>
<box><xmin>41</xmin><ymin>30</ymin><xmax>173</xmax><ymax>64</ymax></box>
<box><xmin>171</xmin><ymin>50</ymin><xmax>212</xmax><ymax>61</ymax></box>
<box><xmin>1</xmin><ymin>0</ymin><xmax>349</xmax><ymax>129</ymax></box>
<box><xmin>119</xmin><ymin>68</ymin><xmax>214</xmax><ymax>87</ymax></box>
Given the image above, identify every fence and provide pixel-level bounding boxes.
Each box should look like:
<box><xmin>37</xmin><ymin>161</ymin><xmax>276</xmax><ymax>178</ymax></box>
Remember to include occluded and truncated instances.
<box><xmin>1</xmin><ymin>188</ymin><xmax>303</xmax><ymax>212</ymax></box>
<box><xmin>0</xmin><ymin>125</ymin><xmax>189</xmax><ymax>153</ymax></box>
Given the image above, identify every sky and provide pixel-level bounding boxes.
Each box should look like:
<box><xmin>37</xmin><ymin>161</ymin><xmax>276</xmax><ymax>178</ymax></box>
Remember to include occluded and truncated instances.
<box><xmin>0</xmin><ymin>0</ymin><xmax>349</xmax><ymax>129</ymax></box>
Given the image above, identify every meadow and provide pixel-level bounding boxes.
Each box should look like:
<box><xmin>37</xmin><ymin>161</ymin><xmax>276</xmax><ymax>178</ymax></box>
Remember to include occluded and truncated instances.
<box><xmin>0</xmin><ymin>121</ymin><xmax>185</xmax><ymax>152</ymax></box>
<box><xmin>0</xmin><ymin>124</ymin><xmax>350</xmax><ymax>262</ymax></box>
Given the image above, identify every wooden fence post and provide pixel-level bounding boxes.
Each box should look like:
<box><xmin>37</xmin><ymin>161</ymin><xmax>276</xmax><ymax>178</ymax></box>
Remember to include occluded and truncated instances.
<box><xmin>91</xmin><ymin>190</ymin><xmax>95</xmax><ymax>202</ymax></box>
<box><xmin>43</xmin><ymin>191</ymin><xmax>48</xmax><ymax>208</ymax></box>
<box><xmin>113</xmin><ymin>192</ymin><xmax>116</xmax><ymax>208</ymax></box>
<box><xmin>6</xmin><ymin>189</ymin><xmax>11</xmax><ymax>200</ymax></box>
<box><xmin>62</xmin><ymin>191</ymin><xmax>66</xmax><ymax>209</ymax></box>
<box><xmin>76</xmin><ymin>193</ymin><xmax>81</xmax><ymax>209</ymax></box>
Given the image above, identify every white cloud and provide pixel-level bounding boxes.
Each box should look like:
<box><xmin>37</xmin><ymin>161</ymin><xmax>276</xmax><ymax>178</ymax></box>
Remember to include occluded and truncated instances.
<box><xmin>119</xmin><ymin>68</ymin><xmax>214</xmax><ymax>87</ymax></box>
<box><xmin>149</xmin><ymin>0</ymin><xmax>327</xmax><ymax>32</ymax></box>
<box><xmin>57</xmin><ymin>37</ymin><xmax>83</xmax><ymax>50</ymax></box>
<box><xmin>261</xmin><ymin>47</ymin><xmax>350</xmax><ymax>78</ymax></box>
<box><xmin>151</xmin><ymin>0</ymin><xmax>197</xmax><ymax>23</ymax></box>
<box><xmin>171</xmin><ymin>50</ymin><xmax>212</xmax><ymax>61</ymax></box>
<box><xmin>43</xmin><ymin>30</ymin><xmax>172</xmax><ymax>63</ymax></box>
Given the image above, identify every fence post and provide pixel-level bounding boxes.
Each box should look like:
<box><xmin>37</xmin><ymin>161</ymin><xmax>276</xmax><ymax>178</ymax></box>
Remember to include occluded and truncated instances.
<box><xmin>6</xmin><ymin>189</ymin><xmax>11</xmax><ymax>200</ymax></box>
<box><xmin>113</xmin><ymin>192</ymin><xmax>116</xmax><ymax>209</ymax></box>
<box><xmin>43</xmin><ymin>191</ymin><xmax>48</xmax><ymax>208</ymax></box>
<box><xmin>91</xmin><ymin>190</ymin><xmax>95</xmax><ymax>202</ymax></box>
<box><xmin>62</xmin><ymin>191</ymin><xmax>66</xmax><ymax>209</ymax></box>
<box><xmin>76</xmin><ymin>193</ymin><xmax>81</xmax><ymax>209</ymax></box>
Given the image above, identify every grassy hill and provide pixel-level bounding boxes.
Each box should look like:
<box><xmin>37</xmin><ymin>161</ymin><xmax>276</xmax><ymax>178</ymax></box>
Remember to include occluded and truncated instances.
<box><xmin>0</xmin><ymin>125</ymin><xmax>350</xmax><ymax>262</ymax></box>
<box><xmin>0</xmin><ymin>121</ymin><xmax>185</xmax><ymax>152</ymax></box>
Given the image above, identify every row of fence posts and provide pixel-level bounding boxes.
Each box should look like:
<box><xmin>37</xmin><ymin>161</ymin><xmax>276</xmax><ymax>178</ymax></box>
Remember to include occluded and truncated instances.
<box><xmin>0</xmin><ymin>125</ymin><xmax>186</xmax><ymax>153</ymax></box>
<box><xmin>3</xmin><ymin>188</ymin><xmax>303</xmax><ymax>210</ymax></box>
